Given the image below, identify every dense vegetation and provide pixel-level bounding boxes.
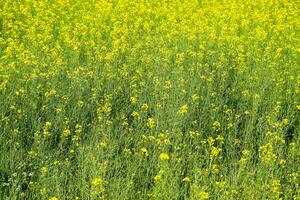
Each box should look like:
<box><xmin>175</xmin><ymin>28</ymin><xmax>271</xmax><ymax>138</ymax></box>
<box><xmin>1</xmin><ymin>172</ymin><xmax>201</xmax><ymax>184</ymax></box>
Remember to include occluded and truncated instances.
<box><xmin>0</xmin><ymin>0</ymin><xmax>299</xmax><ymax>199</ymax></box>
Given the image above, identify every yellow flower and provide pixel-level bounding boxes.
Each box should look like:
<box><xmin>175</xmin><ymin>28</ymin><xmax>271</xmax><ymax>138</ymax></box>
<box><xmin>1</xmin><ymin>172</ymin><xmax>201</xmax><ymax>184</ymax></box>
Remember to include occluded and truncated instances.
<box><xmin>270</xmin><ymin>179</ymin><xmax>282</xmax><ymax>197</ymax></box>
<box><xmin>279</xmin><ymin>159</ymin><xmax>286</xmax><ymax>167</ymax></box>
<box><xmin>77</xmin><ymin>100</ymin><xmax>84</xmax><ymax>108</ymax></box>
<box><xmin>211</xmin><ymin>164</ymin><xmax>219</xmax><ymax>174</ymax></box>
<box><xmin>44</xmin><ymin>89</ymin><xmax>57</xmax><ymax>97</ymax></box>
<box><xmin>45</xmin><ymin>121</ymin><xmax>52</xmax><ymax>128</ymax></box>
<box><xmin>215</xmin><ymin>181</ymin><xmax>226</xmax><ymax>188</ymax></box>
<box><xmin>242</xmin><ymin>149</ymin><xmax>251</xmax><ymax>156</ymax></box>
<box><xmin>159</xmin><ymin>153</ymin><xmax>170</xmax><ymax>160</ymax></box>
<box><xmin>154</xmin><ymin>175</ymin><xmax>161</xmax><ymax>181</ymax></box>
<box><xmin>296</xmin><ymin>104</ymin><xmax>300</xmax><ymax>110</ymax></box>
<box><xmin>215</xmin><ymin>135</ymin><xmax>224</xmax><ymax>143</ymax></box>
<box><xmin>75</xmin><ymin>124</ymin><xmax>82</xmax><ymax>133</ymax></box>
<box><xmin>49</xmin><ymin>197</ymin><xmax>58</xmax><ymax>200</ymax></box>
<box><xmin>154</xmin><ymin>169</ymin><xmax>164</xmax><ymax>181</ymax></box>
<box><xmin>212</xmin><ymin>121</ymin><xmax>221</xmax><ymax>131</ymax></box>
<box><xmin>259</xmin><ymin>142</ymin><xmax>277</xmax><ymax>163</ymax></box>
<box><xmin>130</xmin><ymin>96</ymin><xmax>138</xmax><ymax>105</ymax></box>
<box><xmin>198</xmin><ymin>191</ymin><xmax>209</xmax><ymax>199</ymax></box>
<box><xmin>29</xmin><ymin>181</ymin><xmax>34</xmax><ymax>186</ymax></box>
<box><xmin>56</xmin><ymin>107</ymin><xmax>63</xmax><ymax>113</ymax></box>
<box><xmin>178</xmin><ymin>104</ymin><xmax>188</xmax><ymax>115</ymax></box>
<box><xmin>141</xmin><ymin>147</ymin><xmax>149</xmax><ymax>156</ymax></box>
<box><xmin>182</xmin><ymin>177</ymin><xmax>191</xmax><ymax>183</ymax></box>
<box><xmin>210</xmin><ymin>146</ymin><xmax>221</xmax><ymax>158</ymax></box>
<box><xmin>72</xmin><ymin>135</ymin><xmax>79</xmax><ymax>141</ymax></box>
<box><xmin>141</xmin><ymin>103</ymin><xmax>149</xmax><ymax>111</ymax></box>
<box><xmin>192</xmin><ymin>94</ymin><xmax>199</xmax><ymax>101</ymax></box>
<box><xmin>63</xmin><ymin>129</ymin><xmax>71</xmax><ymax>137</ymax></box>
<box><xmin>131</xmin><ymin>111</ymin><xmax>140</xmax><ymax>118</ymax></box>
<box><xmin>91</xmin><ymin>178</ymin><xmax>103</xmax><ymax>187</ymax></box>
<box><xmin>40</xmin><ymin>187</ymin><xmax>47</xmax><ymax>194</ymax></box>
<box><xmin>147</xmin><ymin>118</ymin><xmax>155</xmax><ymax>129</ymax></box>
<box><xmin>40</xmin><ymin>166</ymin><xmax>48</xmax><ymax>175</ymax></box>
<box><xmin>53</xmin><ymin>160</ymin><xmax>60</xmax><ymax>165</ymax></box>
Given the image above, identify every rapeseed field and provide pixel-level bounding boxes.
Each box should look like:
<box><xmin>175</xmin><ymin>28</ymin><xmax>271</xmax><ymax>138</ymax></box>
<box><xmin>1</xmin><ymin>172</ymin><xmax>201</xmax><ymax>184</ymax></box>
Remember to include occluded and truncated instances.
<box><xmin>0</xmin><ymin>0</ymin><xmax>299</xmax><ymax>199</ymax></box>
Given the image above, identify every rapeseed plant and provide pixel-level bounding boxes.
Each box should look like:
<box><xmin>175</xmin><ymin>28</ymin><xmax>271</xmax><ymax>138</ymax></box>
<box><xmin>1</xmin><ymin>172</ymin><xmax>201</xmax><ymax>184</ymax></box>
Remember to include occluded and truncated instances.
<box><xmin>0</xmin><ymin>0</ymin><xmax>299</xmax><ymax>199</ymax></box>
